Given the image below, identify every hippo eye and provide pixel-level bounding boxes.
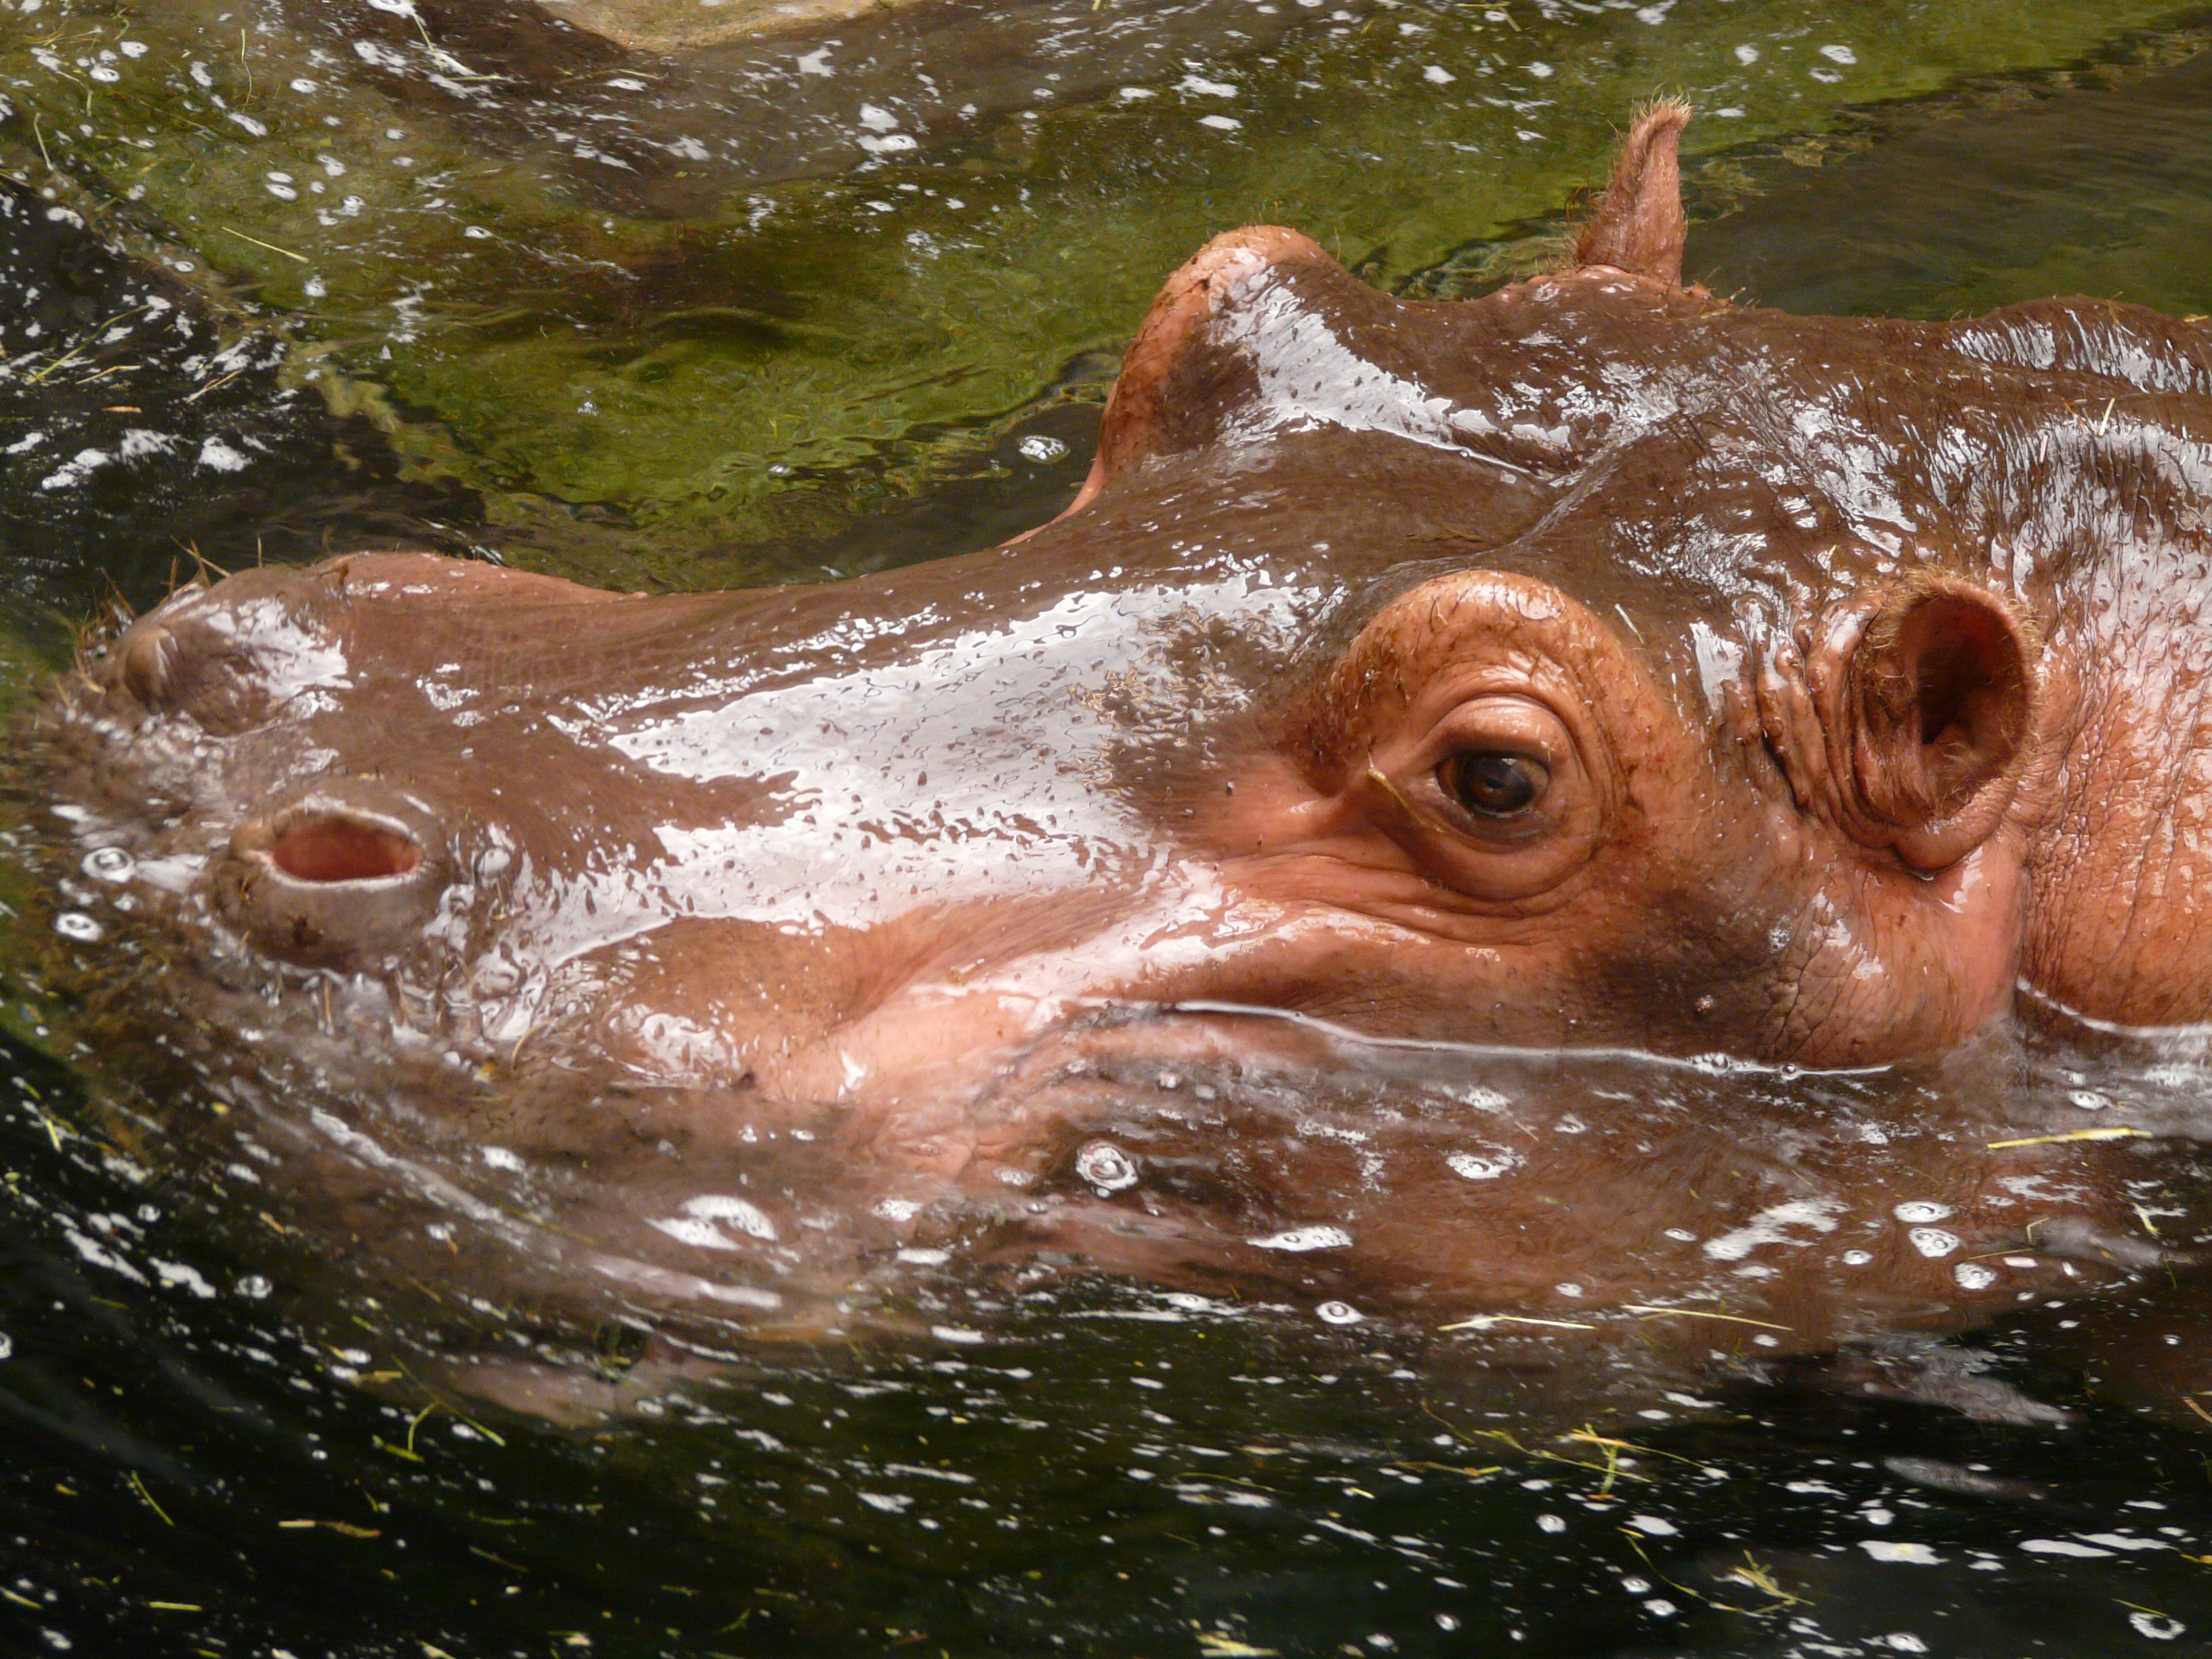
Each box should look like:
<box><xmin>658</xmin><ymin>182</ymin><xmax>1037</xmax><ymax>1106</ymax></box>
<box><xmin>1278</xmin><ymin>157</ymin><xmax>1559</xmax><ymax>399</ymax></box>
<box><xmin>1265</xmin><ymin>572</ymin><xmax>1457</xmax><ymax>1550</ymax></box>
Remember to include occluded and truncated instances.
<box><xmin>1439</xmin><ymin>750</ymin><xmax>1548</xmax><ymax>819</ymax></box>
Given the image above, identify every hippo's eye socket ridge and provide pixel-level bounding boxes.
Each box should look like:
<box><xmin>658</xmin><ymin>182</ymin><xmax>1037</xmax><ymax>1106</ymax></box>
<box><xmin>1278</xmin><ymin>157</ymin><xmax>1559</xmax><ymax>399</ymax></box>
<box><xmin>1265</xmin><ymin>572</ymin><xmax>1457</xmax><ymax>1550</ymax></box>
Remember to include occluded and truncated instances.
<box><xmin>1439</xmin><ymin>751</ymin><xmax>1548</xmax><ymax>819</ymax></box>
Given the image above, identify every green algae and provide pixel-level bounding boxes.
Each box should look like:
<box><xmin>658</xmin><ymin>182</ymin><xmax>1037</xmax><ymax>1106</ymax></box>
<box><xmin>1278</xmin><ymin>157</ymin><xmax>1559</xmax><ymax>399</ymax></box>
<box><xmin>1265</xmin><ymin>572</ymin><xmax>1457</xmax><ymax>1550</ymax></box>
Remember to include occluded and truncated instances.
<box><xmin>0</xmin><ymin>0</ymin><xmax>2203</xmax><ymax>589</ymax></box>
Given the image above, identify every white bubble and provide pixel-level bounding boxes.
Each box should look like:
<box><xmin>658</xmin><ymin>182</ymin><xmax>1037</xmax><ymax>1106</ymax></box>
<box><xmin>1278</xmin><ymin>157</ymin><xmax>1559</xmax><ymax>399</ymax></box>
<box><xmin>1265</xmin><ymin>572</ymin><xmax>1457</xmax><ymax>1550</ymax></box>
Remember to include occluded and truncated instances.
<box><xmin>1198</xmin><ymin>115</ymin><xmax>1242</xmax><ymax>131</ymax></box>
<box><xmin>1842</xmin><ymin>1249</ymin><xmax>1874</xmax><ymax>1266</ymax></box>
<box><xmin>1820</xmin><ymin>44</ymin><xmax>1858</xmax><ymax>64</ymax></box>
<box><xmin>480</xmin><ymin>1145</ymin><xmax>524</xmax><ymax>1172</ymax></box>
<box><xmin>81</xmin><ymin>847</ymin><xmax>135</xmax><ymax>882</ymax></box>
<box><xmin>1447</xmin><ymin>1150</ymin><xmax>1517</xmax><ymax>1181</ymax></box>
<box><xmin>1892</xmin><ymin>1202</ymin><xmax>1952</xmax><ymax>1223</ymax></box>
<box><xmin>54</xmin><ymin>912</ymin><xmax>102</xmax><ymax>942</ymax></box>
<box><xmin>234</xmin><ymin>1274</ymin><xmax>272</xmax><ymax>1299</ymax></box>
<box><xmin>120</xmin><ymin>40</ymin><xmax>147</xmax><ymax>57</ymax></box>
<box><xmin>2131</xmin><ymin>1612</ymin><xmax>2186</xmax><ymax>1641</ymax></box>
<box><xmin>1017</xmin><ymin>434</ymin><xmax>1067</xmax><ymax>463</ymax></box>
<box><xmin>1908</xmin><ymin>1228</ymin><xmax>1961</xmax><ymax>1258</ymax></box>
<box><xmin>0</xmin><ymin>1332</ymin><xmax>12</xmax><ymax>1360</ymax></box>
<box><xmin>1315</xmin><ymin>1300</ymin><xmax>1362</xmax><ymax>1326</ymax></box>
<box><xmin>1953</xmin><ymin>1262</ymin><xmax>1997</xmax><ymax>1290</ymax></box>
<box><xmin>1536</xmin><ymin>1513</ymin><xmax>1565</xmax><ymax>1533</ymax></box>
<box><xmin>1075</xmin><ymin>1141</ymin><xmax>1139</xmax><ymax>1192</ymax></box>
<box><xmin>1424</xmin><ymin>65</ymin><xmax>1454</xmax><ymax>85</ymax></box>
<box><xmin>1246</xmin><ymin>1226</ymin><xmax>1351</xmax><ymax>1252</ymax></box>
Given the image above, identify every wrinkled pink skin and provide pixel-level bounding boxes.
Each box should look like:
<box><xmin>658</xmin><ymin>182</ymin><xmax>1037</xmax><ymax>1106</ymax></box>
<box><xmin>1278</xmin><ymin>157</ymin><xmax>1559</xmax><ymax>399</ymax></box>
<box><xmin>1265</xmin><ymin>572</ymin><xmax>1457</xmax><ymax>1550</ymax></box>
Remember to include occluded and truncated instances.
<box><xmin>23</xmin><ymin>110</ymin><xmax>2212</xmax><ymax>1378</ymax></box>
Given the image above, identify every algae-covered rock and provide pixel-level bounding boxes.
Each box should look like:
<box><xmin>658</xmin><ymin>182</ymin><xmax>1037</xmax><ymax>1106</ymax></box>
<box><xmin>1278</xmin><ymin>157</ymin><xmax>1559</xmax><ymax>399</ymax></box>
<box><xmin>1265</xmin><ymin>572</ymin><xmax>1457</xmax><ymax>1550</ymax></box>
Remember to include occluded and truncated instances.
<box><xmin>539</xmin><ymin>0</ymin><xmax>921</xmax><ymax>54</ymax></box>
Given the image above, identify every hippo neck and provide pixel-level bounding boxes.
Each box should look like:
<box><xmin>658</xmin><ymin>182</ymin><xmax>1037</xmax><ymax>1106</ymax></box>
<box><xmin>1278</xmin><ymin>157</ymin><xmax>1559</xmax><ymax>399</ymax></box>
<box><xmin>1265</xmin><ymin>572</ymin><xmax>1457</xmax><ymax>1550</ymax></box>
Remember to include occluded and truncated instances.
<box><xmin>2021</xmin><ymin>544</ymin><xmax>2212</xmax><ymax>1029</ymax></box>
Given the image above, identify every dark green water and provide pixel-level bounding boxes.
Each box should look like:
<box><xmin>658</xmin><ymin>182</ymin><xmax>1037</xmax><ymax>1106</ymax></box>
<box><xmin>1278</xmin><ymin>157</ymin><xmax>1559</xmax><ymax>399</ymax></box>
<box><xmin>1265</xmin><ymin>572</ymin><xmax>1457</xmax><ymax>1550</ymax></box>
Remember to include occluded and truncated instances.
<box><xmin>5</xmin><ymin>3</ymin><xmax>2212</xmax><ymax>1656</ymax></box>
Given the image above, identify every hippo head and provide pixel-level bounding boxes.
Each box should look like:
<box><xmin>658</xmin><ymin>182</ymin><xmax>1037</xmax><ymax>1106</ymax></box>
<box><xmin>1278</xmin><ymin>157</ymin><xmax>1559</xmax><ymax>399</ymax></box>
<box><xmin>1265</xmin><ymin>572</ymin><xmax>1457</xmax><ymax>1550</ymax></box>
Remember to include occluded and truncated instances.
<box><xmin>26</xmin><ymin>103</ymin><xmax>2207</xmax><ymax>1331</ymax></box>
<box><xmin>34</xmin><ymin>104</ymin><xmax>2083</xmax><ymax>1092</ymax></box>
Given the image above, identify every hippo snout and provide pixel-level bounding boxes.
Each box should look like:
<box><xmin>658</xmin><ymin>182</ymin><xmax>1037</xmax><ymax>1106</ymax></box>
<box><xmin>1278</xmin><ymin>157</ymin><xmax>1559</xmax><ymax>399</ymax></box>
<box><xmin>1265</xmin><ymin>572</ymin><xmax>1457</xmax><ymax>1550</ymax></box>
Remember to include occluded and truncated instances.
<box><xmin>216</xmin><ymin>781</ymin><xmax>450</xmax><ymax>967</ymax></box>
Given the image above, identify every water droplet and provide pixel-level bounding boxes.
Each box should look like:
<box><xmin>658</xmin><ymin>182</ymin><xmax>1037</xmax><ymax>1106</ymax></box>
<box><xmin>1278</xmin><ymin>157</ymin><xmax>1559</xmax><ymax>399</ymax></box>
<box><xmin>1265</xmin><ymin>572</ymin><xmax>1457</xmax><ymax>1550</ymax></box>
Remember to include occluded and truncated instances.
<box><xmin>1315</xmin><ymin>1300</ymin><xmax>1362</xmax><ymax>1325</ymax></box>
<box><xmin>1447</xmin><ymin>1150</ymin><xmax>1517</xmax><ymax>1181</ymax></box>
<box><xmin>1076</xmin><ymin>1141</ymin><xmax>1139</xmax><ymax>1192</ymax></box>
<box><xmin>54</xmin><ymin>912</ymin><xmax>102</xmax><ymax>942</ymax></box>
<box><xmin>1246</xmin><ymin>1226</ymin><xmax>1353</xmax><ymax>1252</ymax></box>
<box><xmin>82</xmin><ymin>846</ymin><xmax>135</xmax><ymax>882</ymax></box>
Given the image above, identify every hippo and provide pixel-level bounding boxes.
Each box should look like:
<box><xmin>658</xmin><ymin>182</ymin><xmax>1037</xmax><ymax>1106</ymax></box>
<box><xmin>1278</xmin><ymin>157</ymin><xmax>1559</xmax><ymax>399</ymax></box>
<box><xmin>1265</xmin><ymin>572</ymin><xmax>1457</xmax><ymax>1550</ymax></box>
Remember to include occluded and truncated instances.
<box><xmin>15</xmin><ymin>104</ymin><xmax>2211</xmax><ymax>1397</ymax></box>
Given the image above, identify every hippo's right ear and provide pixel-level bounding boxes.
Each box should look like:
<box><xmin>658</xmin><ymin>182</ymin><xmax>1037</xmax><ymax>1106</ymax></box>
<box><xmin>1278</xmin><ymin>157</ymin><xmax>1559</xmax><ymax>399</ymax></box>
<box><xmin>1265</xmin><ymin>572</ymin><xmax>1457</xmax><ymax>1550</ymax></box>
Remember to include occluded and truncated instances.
<box><xmin>1825</xmin><ymin>578</ymin><xmax>2039</xmax><ymax>875</ymax></box>
<box><xmin>1570</xmin><ymin>99</ymin><xmax>1691</xmax><ymax>284</ymax></box>
<box><xmin>1048</xmin><ymin>226</ymin><xmax>1349</xmax><ymax>523</ymax></box>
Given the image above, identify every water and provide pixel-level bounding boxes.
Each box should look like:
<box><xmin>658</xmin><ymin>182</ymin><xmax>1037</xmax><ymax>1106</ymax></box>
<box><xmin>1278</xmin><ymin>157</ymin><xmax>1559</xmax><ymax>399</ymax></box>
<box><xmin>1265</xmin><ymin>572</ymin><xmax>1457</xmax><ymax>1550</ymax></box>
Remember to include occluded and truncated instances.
<box><xmin>5</xmin><ymin>2</ymin><xmax>2212</xmax><ymax>1655</ymax></box>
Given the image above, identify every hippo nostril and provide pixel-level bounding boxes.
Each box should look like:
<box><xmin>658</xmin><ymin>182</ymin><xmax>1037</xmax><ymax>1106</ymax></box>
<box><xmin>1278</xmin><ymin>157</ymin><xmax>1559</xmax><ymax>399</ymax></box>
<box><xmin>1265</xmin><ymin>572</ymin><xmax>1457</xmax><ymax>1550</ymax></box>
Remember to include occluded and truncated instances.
<box><xmin>220</xmin><ymin>791</ymin><xmax>445</xmax><ymax>965</ymax></box>
<box><xmin>117</xmin><ymin>623</ymin><xmax>176</xmax><ymax>707</ymax></box>
<box><xmin>268</xmin><ymin>815</ymin><xmax>423</xmax><ymax>884</ymax></box>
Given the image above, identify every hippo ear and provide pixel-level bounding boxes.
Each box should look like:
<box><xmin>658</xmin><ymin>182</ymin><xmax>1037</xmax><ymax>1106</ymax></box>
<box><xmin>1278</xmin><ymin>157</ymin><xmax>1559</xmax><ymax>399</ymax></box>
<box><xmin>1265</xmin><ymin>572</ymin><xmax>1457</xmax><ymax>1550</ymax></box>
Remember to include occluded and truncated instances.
<box><xmin>1051</xmin><ymin>226</ymin><xmax>1347</xmax><ymax>521</ymax></box>
<box><xmin>1571</xmin><ymin>100</ymin><xmax>1691</xmax><ymax>283</ymax></box>
<box><xmin>1836</xmin><ymin>579</ymin><xmax>2038</xmax><ymax>874</ymax></box>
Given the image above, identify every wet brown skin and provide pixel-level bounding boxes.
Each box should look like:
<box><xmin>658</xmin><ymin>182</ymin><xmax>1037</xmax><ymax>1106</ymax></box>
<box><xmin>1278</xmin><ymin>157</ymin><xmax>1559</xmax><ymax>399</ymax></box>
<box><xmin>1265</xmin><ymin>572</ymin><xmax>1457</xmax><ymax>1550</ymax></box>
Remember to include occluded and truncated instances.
<box><xmin>17</xmin><ymin>105</ymin><xmax>2212</xmax><ymax>1371</ymax></box>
